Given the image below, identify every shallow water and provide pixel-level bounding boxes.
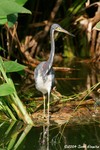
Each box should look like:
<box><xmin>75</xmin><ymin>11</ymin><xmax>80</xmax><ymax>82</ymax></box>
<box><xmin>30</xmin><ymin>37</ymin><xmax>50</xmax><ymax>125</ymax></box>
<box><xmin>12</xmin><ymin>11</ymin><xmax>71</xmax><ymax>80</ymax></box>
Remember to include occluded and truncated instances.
<box><xmin>56</xmin><ymin>59</ymin><xmax>96</xmax><ymax>96</ymax></box>
<box><xmin>0</xmin><ymin>121</ymin><xmax>100</xmax><ymax>150</ymax></box>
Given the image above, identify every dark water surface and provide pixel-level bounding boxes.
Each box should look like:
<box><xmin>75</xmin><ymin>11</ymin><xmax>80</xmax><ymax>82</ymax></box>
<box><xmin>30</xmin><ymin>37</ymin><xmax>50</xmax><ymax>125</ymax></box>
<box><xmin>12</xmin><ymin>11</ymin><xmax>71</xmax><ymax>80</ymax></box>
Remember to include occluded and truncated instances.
<box><xmin>56</xmin><ymin>59</ymin><xmax>98</xmax><ymax>96</ymax></box>
<box><xmin>0</xmin><ymin>121</ymin><xmax>100</xmax><ymax>150</ymax></box>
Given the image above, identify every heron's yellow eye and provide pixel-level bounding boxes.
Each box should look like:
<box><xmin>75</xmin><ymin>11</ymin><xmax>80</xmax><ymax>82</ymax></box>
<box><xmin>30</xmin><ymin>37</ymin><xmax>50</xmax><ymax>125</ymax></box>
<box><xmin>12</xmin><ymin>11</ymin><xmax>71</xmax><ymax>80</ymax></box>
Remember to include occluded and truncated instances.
<box><xmin>56</xmin><ymin>27</ymin><xmax>61</xmax><ymax>31</ymax></box>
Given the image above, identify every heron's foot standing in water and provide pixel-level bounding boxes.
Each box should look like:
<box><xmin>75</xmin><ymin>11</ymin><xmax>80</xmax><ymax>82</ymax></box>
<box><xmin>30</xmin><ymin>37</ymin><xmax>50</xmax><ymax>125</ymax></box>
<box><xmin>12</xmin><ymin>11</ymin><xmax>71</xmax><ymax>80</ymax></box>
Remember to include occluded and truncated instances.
<box><xmin>42</xmin><ymin>110</ymin><xmax>51</xmax><ymax>125</ymax></box>
<box><xmin>43</xmin><ymin>110</ymin><xmax>51</xmax><ymax>120</ymax></box>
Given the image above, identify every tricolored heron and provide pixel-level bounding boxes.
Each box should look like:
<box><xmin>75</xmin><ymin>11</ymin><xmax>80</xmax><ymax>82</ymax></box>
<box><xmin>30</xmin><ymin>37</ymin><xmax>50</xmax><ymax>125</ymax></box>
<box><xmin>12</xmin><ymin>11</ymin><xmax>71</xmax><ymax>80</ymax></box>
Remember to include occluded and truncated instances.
<box><xmin>34</xmin><ymin>23</ymin><xmax>74</xmax><ymax>124</ymax></box>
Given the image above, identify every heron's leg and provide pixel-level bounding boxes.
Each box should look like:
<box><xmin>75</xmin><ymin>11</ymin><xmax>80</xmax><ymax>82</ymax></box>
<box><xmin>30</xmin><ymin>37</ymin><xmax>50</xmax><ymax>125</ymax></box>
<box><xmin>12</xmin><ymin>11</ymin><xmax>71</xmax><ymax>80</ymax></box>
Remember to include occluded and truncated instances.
<box><xmin>47</xmin><ymin>91</ymin><xmax>50</xmax><ymax>124</ymax></box>
<box><xmin>43</xmin><ymin>94</ymin><xmax>46</xmax><ymax>118</ymax></box>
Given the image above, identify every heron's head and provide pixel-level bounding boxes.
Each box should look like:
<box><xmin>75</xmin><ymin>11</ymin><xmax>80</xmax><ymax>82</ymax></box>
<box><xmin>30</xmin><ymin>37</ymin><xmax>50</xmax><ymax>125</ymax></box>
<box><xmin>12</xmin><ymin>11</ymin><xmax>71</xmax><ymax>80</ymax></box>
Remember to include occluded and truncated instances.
<box><xmin>51</xmin><ymin>23</ymin><xmax>75</xmax><ymax>37</ymax></box>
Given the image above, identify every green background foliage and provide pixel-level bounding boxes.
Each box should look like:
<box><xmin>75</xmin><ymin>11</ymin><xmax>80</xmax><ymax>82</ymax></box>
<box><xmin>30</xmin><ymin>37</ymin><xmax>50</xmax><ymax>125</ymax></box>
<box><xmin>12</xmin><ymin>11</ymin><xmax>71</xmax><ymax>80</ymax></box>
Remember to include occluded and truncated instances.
<box><xmin>0</xmin><ymin>0</ymin><xmax>31</xmax><ymax>26</ymax></box>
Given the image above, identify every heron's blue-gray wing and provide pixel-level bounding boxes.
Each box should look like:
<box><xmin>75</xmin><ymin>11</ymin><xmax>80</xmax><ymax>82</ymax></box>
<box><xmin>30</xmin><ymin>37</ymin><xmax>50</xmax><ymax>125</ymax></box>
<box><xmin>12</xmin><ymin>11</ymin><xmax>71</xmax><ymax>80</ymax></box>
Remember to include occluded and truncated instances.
<box><xmin>41</xmin><ymin>61</ymin><xmax>53</xmax><ymax>76</ymax></box>
<box><xmin>34</xmin><ymin>62</ymin><xmax>48</xmax><ymax>80</ymax></box>
<box><xmin>34</xmin><ymin>61</ymin><xmax>54</xmax><ymax>82</ymax></box>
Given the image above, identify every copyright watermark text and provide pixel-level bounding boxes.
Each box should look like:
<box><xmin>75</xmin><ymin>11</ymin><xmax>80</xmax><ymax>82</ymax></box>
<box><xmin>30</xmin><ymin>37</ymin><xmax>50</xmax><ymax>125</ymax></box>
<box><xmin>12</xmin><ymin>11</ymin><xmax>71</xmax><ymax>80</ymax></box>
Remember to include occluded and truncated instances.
<box><xmin>64</xmin><ymin>144</ymin><xmax>99</xmax><ymax>149</ymax></box>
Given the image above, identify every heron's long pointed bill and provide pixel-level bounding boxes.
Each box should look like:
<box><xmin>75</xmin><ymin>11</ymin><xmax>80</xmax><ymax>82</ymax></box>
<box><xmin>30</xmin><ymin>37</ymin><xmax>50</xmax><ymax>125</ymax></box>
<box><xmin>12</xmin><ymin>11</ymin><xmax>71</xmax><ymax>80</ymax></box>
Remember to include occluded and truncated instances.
<box><xmin>60</xmin><ymin>28</ymin><xmax>75</xmax><ymax>37</ymax></box>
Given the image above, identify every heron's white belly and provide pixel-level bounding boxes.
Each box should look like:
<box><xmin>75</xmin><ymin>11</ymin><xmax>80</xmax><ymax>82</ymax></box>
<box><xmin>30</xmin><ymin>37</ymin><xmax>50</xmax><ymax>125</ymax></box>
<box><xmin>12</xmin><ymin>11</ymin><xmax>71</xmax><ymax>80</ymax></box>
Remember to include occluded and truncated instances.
<box><xmin>36</xmin><ymin>74</ymin><xmax>52</xmax><ymax>94</ymax></box>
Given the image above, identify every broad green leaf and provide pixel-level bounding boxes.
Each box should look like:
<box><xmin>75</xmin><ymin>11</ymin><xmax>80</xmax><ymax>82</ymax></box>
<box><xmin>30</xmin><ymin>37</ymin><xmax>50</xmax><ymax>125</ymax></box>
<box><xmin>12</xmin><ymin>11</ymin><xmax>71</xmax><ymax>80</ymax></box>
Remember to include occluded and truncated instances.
<box><xmin>7</xmin><ymin>14</ymin><xmax>18</xmax><ymax>27</ymax></box>
<box><xmin>3</xmin><ymin>61</ymin><xmax>26</xmax><ymax>72</ymax></box>
<box><xmin>0</xmin><ymin>16</ymin><xmax>7</xmax><ymax>25</ymax></box>
<box><xmin>0</xmin><ymin>0</ymin><xmax>31</xmax><ymax>16</ymax></box>
<box><xmin>15</xmin><ymin>0</ymin><xmax>28</xmax><ymax>6</ymax></box>
<box><xmin>0</xmin><ymin>83</ymin><xmax>14</xmax><ymax>96</ymax></box>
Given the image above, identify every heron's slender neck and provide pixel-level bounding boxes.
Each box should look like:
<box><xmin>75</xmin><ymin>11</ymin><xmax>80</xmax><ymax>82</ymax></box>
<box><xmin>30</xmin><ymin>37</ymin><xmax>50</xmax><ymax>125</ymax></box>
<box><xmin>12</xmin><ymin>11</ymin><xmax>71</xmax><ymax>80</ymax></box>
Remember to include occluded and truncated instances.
<box><xmin>47</xmin><ymin>29</ymin><xmax>55</xmax><ymax>69</ymax></box>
